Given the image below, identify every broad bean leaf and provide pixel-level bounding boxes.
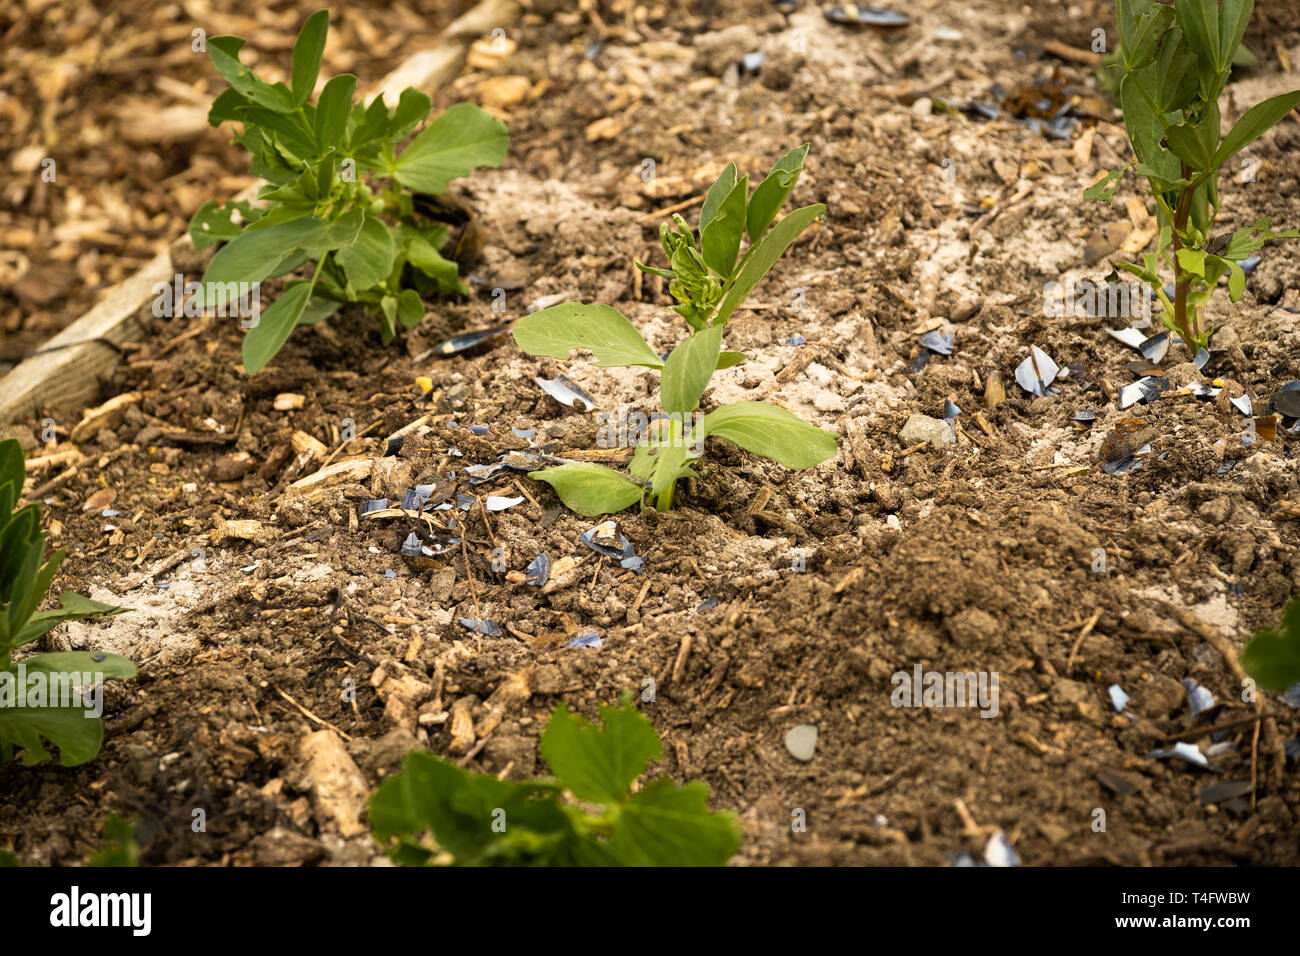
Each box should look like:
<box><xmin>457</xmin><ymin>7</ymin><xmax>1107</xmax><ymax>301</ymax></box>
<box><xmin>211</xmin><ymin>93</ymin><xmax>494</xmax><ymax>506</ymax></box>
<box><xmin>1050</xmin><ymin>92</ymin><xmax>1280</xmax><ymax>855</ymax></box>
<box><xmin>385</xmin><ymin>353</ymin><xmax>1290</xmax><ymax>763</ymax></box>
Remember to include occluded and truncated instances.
<box><xmin>712</xmin><ymin>203</ymin><xmax>825</xmax><ymax>325</ymax></box>
<box><xmin>700</xmin><ymin>401</ymin><xmax>837</xmax><ymax>469</ymax></box>
<box><xmin>513</xmin><ymin>304</ymin><xmax>664</xmax><ymax>369</ymax></box>
<box><xmin>393</xmin><ymin>103</ymin><xmax>508</xmax><ymax>194</ymax></box>
<box><xmin>527</xmin><ymin>463</ymin><xmax>645</xmax><ymax>516</ymax></box>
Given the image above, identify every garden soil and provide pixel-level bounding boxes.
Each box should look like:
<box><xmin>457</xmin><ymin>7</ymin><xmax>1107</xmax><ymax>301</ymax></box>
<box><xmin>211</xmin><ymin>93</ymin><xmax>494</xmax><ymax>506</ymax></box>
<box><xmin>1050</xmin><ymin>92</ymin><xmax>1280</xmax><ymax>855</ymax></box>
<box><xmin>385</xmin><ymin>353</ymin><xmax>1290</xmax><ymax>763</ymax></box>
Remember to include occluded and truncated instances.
<box><xmin>2</xmin><ymin>0</ymin><xmax>1299</xmax><ymax>866</ymax></box>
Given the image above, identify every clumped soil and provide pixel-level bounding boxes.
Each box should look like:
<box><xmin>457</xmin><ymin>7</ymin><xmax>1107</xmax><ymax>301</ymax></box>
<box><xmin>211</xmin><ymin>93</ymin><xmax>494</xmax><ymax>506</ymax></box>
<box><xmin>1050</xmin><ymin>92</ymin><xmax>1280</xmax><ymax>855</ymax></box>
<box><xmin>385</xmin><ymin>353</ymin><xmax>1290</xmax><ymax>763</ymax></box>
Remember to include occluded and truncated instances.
<box><xmin>2</xmin><ymin>0</ymin><xmax>1300</xmax><ymax>866</ymax></box>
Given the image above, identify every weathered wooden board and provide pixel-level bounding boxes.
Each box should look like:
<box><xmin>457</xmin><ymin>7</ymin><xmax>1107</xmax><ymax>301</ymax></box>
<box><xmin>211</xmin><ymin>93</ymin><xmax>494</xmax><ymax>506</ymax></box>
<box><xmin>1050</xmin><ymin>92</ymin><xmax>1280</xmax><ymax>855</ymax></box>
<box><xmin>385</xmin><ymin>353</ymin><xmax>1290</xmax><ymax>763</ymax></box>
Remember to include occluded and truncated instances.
<box><xmin>0</xmin><ymin>248</ymin><xmax>171</xmax><ymax>426</ymax></box>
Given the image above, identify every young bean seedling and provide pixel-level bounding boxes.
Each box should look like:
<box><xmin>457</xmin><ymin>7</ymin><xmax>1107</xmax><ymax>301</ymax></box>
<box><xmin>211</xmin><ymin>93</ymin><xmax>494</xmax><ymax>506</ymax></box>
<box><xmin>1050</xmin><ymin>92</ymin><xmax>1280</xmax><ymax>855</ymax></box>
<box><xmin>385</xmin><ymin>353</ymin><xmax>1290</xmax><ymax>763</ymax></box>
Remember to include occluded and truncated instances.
<box><xmin>370</xmin><ymin>696</ymin><xmax>741</xmax><ymax>866</ymax></box>
<box><xmin>512</xmin><ymin>145</ymin><xmax>837</xmax><ymax>515</ymax></box>
<box><xmin>1085</xmin><ymin>0</ymin><xmax>1300</xmax><ymax>353</ymax></box>
<box><xmin>0</xmin><ymin>439</ymin><xmax>133</xmax><ymax>767</ymax></box>
<box><xmin>190</xmin><ymin>9</ymin><xmax>508</xmax><ymax>374</ymax></box>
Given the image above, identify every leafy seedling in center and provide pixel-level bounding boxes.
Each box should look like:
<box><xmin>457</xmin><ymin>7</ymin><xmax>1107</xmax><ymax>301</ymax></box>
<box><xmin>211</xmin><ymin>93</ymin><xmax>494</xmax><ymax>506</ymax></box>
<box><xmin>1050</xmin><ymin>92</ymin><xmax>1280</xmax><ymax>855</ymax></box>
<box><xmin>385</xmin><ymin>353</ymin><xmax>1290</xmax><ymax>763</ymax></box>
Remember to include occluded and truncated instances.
<box><xmin>512</xmin><ymin>145</ymin><xmax>837</xmax><ymax>515</ymax></box>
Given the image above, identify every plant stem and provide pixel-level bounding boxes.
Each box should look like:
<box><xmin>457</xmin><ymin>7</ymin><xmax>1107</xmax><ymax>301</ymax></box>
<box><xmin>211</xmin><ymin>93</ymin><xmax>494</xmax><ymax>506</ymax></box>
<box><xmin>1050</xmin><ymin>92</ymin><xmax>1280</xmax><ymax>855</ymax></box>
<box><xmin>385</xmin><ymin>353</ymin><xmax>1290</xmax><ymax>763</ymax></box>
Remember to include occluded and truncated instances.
<box><xmin>656</xmin><ymin>483</ymin><xmax>674</xmax><ymax>511</ymax></box>
<box><xmin>1170</xmin><ymin>168</ymin><xmax>1198</xmax><ymax>350</ymax></box>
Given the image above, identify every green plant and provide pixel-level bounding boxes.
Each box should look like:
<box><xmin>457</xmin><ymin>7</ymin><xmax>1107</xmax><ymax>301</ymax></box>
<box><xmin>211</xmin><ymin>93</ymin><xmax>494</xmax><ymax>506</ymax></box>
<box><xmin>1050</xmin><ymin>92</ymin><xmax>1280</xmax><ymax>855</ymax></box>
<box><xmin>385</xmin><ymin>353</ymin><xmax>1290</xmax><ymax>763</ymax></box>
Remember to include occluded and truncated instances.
<box><xmin>0</xmin><ymin>439</ymin><xmax>133</xmax><ymax>766</ymax></box>
<box><xmin>512</xmin><ymin>145</ymin><xmax>837</xmax><ymax>514</ymax></box>
<box><xmin>189</xmin><ymin>9</ymin><xmax>509</xmax><ymax>374</ymax></box>
<box><xmin>370</xmin><ymin>696</ymin><xmax>741</xmax><ymax>866</ymax></box>
<box><xmin>89</xmin><ymin>815</ymin><xmax>140</xmax><ymax>867</ymax></box>
<box><xmin>1241</xmin><ymin>595</ymin><xmax>1300</xmax><ymax>692</ymax></box>
<box><xmin>1085</xmin><ymin>0</ymin><xmax>1300</xmax><ymax>353</ymax></box>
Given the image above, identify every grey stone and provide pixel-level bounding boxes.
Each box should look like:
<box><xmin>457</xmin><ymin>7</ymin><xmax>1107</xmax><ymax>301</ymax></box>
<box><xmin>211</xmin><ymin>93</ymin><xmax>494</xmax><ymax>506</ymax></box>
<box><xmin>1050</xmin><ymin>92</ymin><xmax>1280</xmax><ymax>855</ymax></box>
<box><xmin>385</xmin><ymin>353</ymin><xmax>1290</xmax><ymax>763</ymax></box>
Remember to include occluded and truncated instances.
<box><xmin>899</xmin><ymin>413</ymin><xmax>956</xmax><ymax>449</ymax></box>
<box><xmin>784</xmin><ymin>724</ymin><xmax>818</xmax><ymax>762</ymax></box>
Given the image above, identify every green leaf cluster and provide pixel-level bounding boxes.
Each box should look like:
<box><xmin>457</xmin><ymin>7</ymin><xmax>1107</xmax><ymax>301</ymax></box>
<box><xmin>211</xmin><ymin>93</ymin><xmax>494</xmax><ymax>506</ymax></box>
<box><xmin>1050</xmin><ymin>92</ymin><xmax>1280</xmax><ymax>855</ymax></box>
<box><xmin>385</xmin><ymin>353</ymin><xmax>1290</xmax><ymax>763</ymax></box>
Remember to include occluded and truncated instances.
<box><xmin>370</xmin><ymin>696</ymin><xmax>741</xmax><ymax>866</ymax></box>
<box><xmin>1241</xmin><ymin>596</ymin><xmax>1300</xmax><ymax>693</ymax></box>
<box><xmin>1084</xmin><ymin>0</ymin><xmax>1300</xmax><ymax>352</ymax></box>
<box><xmin>0</xmin><ymin>439</ymin><xmax>134</xmax><ymax>767</ymax></box>
<box><xmin>189</xmin><ymin>10</ymin><xmax>509</xmax><ymax>374</ymax></box>
<box><xmin>511</xmin><ymin>146</ymin><xmax>837</xmax><ymax>514</ymax></box>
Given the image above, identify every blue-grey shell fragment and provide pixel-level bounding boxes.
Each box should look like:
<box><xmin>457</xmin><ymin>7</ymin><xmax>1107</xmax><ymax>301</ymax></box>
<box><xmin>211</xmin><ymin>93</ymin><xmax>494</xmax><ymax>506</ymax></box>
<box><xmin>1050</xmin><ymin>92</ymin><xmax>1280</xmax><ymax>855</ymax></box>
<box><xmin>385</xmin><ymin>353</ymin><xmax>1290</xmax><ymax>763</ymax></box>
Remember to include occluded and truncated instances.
<box><xmin>526</xmin><ymin>553</ymin><xmax>551</xmax><ymax>587</ymax></box>
<box><xmin>536</xmin><ymin>374</ymin><xmax>594</xmax><ymax>411</ymax></box>
<box><xmin>1014</xmin><ymin>346</ymin><xmax>1059</xmax><ymax>396</ymax></box>
<box><xmin>434</xmin><ymin>327</ymin><xmax>507</xmax><ymax>357</ymax></box>
<box><xmin>360</xmin><ymin>498</ymin><xmax>389</xmax><ymax>518</ymax></box>
<box><xmin>921</xmin><ymin>331</ymin><xmax>955</xmax><ymax>356</ymax></box>
<box><xmin>1183</xmin><ymin>678</ymin><xmax>1215</xmax><ymax>716</ymax></box>
<box><xmin>1272</xmin><ymin>381</ymin><xmax>1300</xmax><ymax>418</ymax></box>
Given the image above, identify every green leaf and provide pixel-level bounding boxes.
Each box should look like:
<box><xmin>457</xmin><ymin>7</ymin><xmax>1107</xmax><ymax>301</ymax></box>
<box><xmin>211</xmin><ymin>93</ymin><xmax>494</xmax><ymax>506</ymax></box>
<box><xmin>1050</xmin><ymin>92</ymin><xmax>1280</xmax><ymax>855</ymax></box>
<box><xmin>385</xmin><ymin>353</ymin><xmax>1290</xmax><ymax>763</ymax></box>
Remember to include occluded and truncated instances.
<box><xmin>291</xmin><ymin>10</ymin><xmax>329</xmax><ymax>106</ymax></box>
<box><xmin>314</xmin><ymin>74</ymin><xmax>357</xmax><ymax>150</ymax></box>
<box><xmin>699</xmin><ymin>401</ymin><xmax>837</xmax><ymax>469</ymax></box>
<box><xmin>21</xmin><ymin>651</ymin><xmax>136</xmax><ymax>681</ymax></box>
<box><xmin>90</xmin><ymin>815</ymin><xmax>139</xmax><ymax>867</ymax></box>
<box><xmin>349</xmin><ymin>95</ymin><xmax>392</xmax><ymax>152</ymax></box>
<box><xmin>243</xmin><ymin>108</ymin><xmax>318</xmax><ymax>160</ymax></box>
<box><xmin>298</xmin><ymin>295</ymin><xmax>342</xmax><ymax>325</ymax></box>
<box><xmin>513</xmin><ymin>303</ymin><xmax>664</xmax><ymax>369</ymax></box>
<box><xmin>189</xmin><ymin>200</ymin><xmax>245</xmax><ymax>249</ymax></box>
<box><xmin>540</xmin><ymin>701</ymin><xmax>662</xmax><ymax>805</ymax></box>
<box><xmin>370</xmin><ymin>751</ymin><xmax>581</xmax><ymax>866</ymax></box>
<box><xmin>200</xmin><ymin>215</ymin><xmax>320</xmax><ymax>302</ymax></box>
<box><xmin>1164</xmin><ymin>101</ymin><xmax>1219</xmax><ymax>169</ymax></box>
<box><xmin>1240</xmin><ymin>597</ymin><xmax>1300</xmax><ymax>692</ymax></box>
<box><xmin>701</xmin><ymin>175</ymin><xmax>748</xmax><ymax>277</ymax></box>
<box><xmin>335</xmin><ymin>213</ymin><xmax>395</xmax><ymax>292</ymax></box>
<box><xmin>1118</xmin><ymin>0</ymin><xmax>1175</xmax><ymax>72</ymax></box>
<box><xmin>393</xmin><ymin>103</ymin><xmax>508</xmax><ymax>195</ymax></box>
<box><xmin>299</xmin><ymin>205</ymin><xmax>364</xmax><ymax>259</ymax></box>
<box><xmin>1219</xmin><ymin>256</ymin><xmax>1246</xmax><ymax>300</ymax></box>
<box><xmin>661</xmin><ymin>326</ymin><xmax>722</xmax><ymax>415</ymax></box>
<box><xmin>406</xmin><ymin>236</ymin><xmax>465</xmax><ymax>294</ymax></box>
<box><xmin>389</xmin><ymin>88</ymin><xmax>432</xmax><ymax>141</ymax></box>
<box><xmin>207</xmin><ymin>36</ymin><xmax>296</xmax><ymax>113</ymax></box>
<box><xmin>0</xmin><ymin>704</ymin><xmax>103</xmax><ymax>767</ymax></box>
<box><xmin>1211</xmin><ymin>90</ymin><xmax>1300</xmax><ymax>168</ymax></box>
<box><xmin>609</xmin><ymin>777</ymin><xmax>742</xmax><ymax>866</ymax></box>
<box><xmin>747</xmin><ymin>143</ymin><xmax>809</xmax><ymax>241</ymax></box>
<box><xmin>242</xmin><ymin>280</ymin><xmax>313</xmax><ymax>375</ymax></box>
<box><xmin>716</xmin><ymin>350</ymin><xmax>746</xmax><ymax>370</ymax></box>
<box><xmin>0</xmin><ymin>439</ymin><xmax>25</xmax><ymax>496</ymax></box>
<box><xmin>699</xmin><ymin>163</ymin><xmax>736</xmax><ymax>234</ymax></box>
<box><xmin>379</xmin><ymin>295</ymin><xmax>398</xmax><ymax>344</ymax></box>
<box><xmin>1217</xmin><ymin>0</ymin><xmax>1254</xmax><ymax>72</ymax></box>
<box><xmin>1083</xmin><ymin>165</ymin><xmax>1130</xmax><ymax>202</ymax></box>
<box><xmin>1175</xmin><ymin>0</ymin><xmax>1220</xmax><ymax>70</ymax></box>
<box><xmin>1222</xmin><ymin>217</ymin><xmax>1300</xmax><ymax>259</ymax></box>
<box><xmin>527</xmin><ymin>463</ymin><xmax>644</xmax><ymax>517</ymax></box>
<box><xmin>1119</xmin><ymin>72</ymin><xmax>1179</xmax><ymax>181</ymax></box>
<box><xmin>208</xmin><ymin>87</ymin><xmax>251</xmax><ymax>126</ymax></box>
<box><xmin>1176</xmin><ymin>247</ymin><xmax>1206</xmax><ymax>277</ymax></box>
<box><xmin>395</xmin><ymin>289</ymin><xmax>425</xmax><ymax>329</ymax></box>
<box><xmin>10</xmin><ymin>553</ymin><xmax>63</xmax><ymax>645</ymax></box>
<box><xmin>1154</xmin><ymin>25</ymin><xmax>1200</xmax><ymax>112</ymax></box>
<box><xmin>712</xmin><ymin>203</ymin><xmax>825</xmax><ymax>326</ymax></box>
